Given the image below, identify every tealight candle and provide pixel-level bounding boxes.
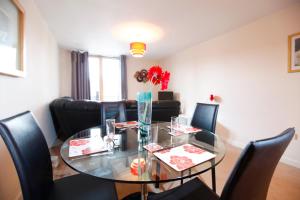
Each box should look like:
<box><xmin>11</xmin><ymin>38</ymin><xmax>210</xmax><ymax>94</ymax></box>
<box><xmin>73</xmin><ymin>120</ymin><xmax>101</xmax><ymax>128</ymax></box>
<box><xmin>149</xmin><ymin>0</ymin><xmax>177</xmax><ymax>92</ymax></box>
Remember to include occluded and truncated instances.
<box><xmin>130</xmin><ymin>158</ymin><xmax>146</xmax><ymax>176</ymax></box>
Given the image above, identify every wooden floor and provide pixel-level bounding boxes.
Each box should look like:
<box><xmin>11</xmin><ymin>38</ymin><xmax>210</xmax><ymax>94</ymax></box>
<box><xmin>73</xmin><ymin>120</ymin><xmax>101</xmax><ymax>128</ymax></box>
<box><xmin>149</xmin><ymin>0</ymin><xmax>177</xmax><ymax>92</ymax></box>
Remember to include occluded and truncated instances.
<box><xmin>51</xmin><ymin>142</ymin><xmax>300</xmax><ymax>200</ymax></box>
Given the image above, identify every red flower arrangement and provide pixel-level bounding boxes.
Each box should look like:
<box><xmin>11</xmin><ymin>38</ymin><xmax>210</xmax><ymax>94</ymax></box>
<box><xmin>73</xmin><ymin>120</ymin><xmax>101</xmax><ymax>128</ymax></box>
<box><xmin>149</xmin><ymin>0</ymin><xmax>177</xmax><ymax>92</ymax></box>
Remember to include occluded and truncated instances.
<box><xmin>147</xmin><ymin>65</ymin><xmax>170</xmax><ymax>90</ymax></box>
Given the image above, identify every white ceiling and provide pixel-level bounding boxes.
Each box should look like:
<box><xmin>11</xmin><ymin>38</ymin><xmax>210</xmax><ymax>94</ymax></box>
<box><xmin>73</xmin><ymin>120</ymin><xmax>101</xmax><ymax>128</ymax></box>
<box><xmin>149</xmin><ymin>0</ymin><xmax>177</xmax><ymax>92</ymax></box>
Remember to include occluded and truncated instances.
<box><xmin>34</xmin><ymin>0</ymin><xmax>298</xmax><ymax>59</ymax></box>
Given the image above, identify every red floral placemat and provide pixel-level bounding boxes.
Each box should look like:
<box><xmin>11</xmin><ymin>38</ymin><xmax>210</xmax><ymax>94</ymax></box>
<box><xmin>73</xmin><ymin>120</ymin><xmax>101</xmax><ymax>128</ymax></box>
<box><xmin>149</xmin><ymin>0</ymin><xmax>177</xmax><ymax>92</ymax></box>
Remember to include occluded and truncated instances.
<box><xmin>153</xmin><ymin>144</ymin><xmax>216</xmax><ymax>171</ymax></box>
<box><xmin>69</xmin><ymin>137</ymin><xmax>107</xmax><ymax>157</ymax></box>
<box><xmin>143</xmin><ymin>143</ymin><xmax>164</xmax><ymax>153</ymax></box>
<box><xmin>168</xmin><ymin>125</ymin><xmax>202</xmax><ymax>136</ymax></box>
<box><xmin>115</xmin><ymin>121</ymin><xmax>138</xmax><ymax>129</ymax></box>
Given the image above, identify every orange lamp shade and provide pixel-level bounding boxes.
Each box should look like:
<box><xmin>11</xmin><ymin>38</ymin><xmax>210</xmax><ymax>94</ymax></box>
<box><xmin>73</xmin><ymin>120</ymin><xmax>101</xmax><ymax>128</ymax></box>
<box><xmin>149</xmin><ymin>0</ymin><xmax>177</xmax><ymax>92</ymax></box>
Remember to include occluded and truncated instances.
<box><xmin>130</xmin><ymin>42</ymin><xmax>146</xmax><ymax>58</ymax></box>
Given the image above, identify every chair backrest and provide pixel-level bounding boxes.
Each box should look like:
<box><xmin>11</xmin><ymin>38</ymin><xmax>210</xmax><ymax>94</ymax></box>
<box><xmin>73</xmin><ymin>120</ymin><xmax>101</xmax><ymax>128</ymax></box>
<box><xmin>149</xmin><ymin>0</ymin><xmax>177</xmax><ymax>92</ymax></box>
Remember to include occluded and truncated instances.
<box><xmin>220</xmin><ymin>128</ymin><xmax>295</xmax><ymax>200</ymax></box>
<box><xmin>191</xmin><ymin>103</ymin><xmax>219</xmax><ymax>133</ymax></box>
<box><xmin>0</xmin><ymin>111</ymin><xmax>53</xmax><ymax>200</ymax></box>
<box><xmin>101</xmin><ymin>101</ymin><xmax>127</xmax><ymax>131</ymax></box>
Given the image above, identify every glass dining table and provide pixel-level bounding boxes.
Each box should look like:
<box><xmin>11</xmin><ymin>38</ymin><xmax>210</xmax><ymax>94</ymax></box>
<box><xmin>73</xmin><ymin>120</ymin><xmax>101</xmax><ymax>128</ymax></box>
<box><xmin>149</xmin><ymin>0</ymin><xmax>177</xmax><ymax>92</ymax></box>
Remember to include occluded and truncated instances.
<box><xmin>60</xmin><ymin>122</ymin><xmax>226</xmax><ymax>200</ymax></box>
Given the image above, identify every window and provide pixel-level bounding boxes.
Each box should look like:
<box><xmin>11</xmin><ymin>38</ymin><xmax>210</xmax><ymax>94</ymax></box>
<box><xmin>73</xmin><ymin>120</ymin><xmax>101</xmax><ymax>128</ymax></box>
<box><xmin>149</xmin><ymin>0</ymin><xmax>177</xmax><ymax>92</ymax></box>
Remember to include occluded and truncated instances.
<box><xmin>89</xmin><ymin>57</ymin><xmax>100</xmax><ymax>101</ymax></box>
<box><xmin>88</xmin><ymin>56</ymin><xmax>122</xmax><ymax>101</ymax></box>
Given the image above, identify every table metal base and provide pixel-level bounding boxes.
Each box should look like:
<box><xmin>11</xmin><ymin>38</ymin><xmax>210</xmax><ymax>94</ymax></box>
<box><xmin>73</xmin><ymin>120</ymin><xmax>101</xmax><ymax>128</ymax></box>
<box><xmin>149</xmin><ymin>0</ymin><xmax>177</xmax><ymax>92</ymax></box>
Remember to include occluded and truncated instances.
<box><xmin>122</xmin><ymin>184</ymin><xmax>154</xmax><ymax>200</ymax></box>
<box><xmin>122</xmin><ymin>192</ymin><xmax>155</xmax><ymax>200</ymax></box>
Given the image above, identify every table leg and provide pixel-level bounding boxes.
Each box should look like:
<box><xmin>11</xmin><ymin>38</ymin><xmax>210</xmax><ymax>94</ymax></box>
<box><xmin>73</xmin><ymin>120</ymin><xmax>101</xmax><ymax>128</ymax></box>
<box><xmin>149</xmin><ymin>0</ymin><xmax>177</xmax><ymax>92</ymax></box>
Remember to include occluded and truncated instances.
<box><xmin>155</xmin><ymin>161</ymin><xmax>160</xmax><ymax>188</ymax></box>
<box><xmin>141</xmin><ymin>183</ymin><xmax>148</xmax><ymax>200</ymax></box>
<box><xmin>180</xmin><ymin>171</ymin><xmax>183</xmax><ymax>185</ymax></box>
<box><xmin>211</xmin><ymin>167</ymin><xmax>216</xmax><ymax>192</ymax></box>
<box><xmin>210</xmin><ymin>159</ymin><xmax>216</xmax><ymax>192</ymax></box>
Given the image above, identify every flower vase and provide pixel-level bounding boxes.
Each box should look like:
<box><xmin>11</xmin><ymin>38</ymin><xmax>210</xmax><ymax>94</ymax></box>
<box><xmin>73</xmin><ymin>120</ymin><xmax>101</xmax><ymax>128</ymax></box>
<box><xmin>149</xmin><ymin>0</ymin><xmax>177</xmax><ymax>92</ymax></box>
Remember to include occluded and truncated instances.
<box><xmin>137</xmin><ymin>91</ymin><xmax>152</xmax><ymax>144</ymax></box>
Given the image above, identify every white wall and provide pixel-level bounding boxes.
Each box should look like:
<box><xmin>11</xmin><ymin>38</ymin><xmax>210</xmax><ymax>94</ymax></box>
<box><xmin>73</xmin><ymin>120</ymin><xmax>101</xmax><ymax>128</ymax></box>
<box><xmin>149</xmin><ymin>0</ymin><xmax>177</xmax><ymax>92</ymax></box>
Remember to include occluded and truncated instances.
<box><xmin>160</xmin><ymin>4</ymin><xmax>300</xmax><ymax>168</ymax></box>
<box><xmin>0</xmin><ymin>0</ymin><xmax>60</xmax><ymax>199</ymax></box>
<box><xmin>127</xmin><ymin>57</ymin><xmax>161</xmax><ymax>100</ymax></box>
<box><xmin>0</xmin><ymin>0</ymin><xmax>59</xmax><ymax>145</ymax></box>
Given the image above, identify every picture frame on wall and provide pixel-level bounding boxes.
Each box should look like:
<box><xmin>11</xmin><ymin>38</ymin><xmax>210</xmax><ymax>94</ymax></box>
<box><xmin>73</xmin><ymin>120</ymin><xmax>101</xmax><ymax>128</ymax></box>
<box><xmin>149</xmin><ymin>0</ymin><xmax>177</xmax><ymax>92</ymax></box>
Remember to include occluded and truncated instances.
<box><xmin>288</xmin><ymin>32</ymin><xmax>300</xmax><ymax>73</ymax></box>
<box><xmin>0</xmin><ymin>0</ymin><xmax>25</xmax><ymax>77</ymax></box>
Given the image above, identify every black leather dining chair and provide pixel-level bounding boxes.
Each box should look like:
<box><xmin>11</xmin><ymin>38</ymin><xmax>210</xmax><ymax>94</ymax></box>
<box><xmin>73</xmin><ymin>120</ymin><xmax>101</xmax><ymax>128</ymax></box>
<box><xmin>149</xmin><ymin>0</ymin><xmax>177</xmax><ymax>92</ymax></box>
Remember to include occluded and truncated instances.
<box><xmin>191</xmin><ymin>103</ymin><xmax>219</xmax><ymax>133</ymax></box>
<box><xmin>101</xmin><ymin>101</ymin><xmax>127</xmax><ymax>132</ymax></box>
<box><xmin>191</xmin><ymin>103</ymin><xmax>219</xmax><ymax>191</ymax></box>
<box><xmin>149</xmin><ymin>128</ymin><xmax>295</xmax><ymax>200</ymax></box>
<box><xmin>0</xmin><ymin>111</ymin><xmax>118</xmax><ymax>200</ymax></box>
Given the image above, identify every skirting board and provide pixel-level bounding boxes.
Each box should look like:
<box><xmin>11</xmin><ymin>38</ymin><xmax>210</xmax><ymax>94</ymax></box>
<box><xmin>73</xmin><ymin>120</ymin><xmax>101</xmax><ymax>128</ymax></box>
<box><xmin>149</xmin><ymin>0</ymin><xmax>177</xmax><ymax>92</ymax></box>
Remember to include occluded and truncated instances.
<box><xmin>228</xmin><ymin>139</ymin><xmax>300</xmax><ymax>169</ymax></box>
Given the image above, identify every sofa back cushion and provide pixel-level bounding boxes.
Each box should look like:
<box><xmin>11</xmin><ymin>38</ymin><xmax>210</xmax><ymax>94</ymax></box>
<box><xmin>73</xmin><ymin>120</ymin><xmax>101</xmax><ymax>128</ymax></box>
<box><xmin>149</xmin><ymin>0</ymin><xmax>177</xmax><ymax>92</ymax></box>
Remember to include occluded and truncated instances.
<box><xmin>50</xmin><ymin>97</ymin><xmax>180</xmax><ymax>140</ymax></box>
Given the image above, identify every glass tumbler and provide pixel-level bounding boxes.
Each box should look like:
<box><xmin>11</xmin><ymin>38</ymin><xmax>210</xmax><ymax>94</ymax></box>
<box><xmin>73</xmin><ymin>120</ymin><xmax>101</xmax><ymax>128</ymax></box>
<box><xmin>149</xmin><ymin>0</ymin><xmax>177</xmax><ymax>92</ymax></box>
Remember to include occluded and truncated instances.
<box><xmin>178</xmin><ymin>116</ymin><xmax>188</xmax><ymax>126</ymax></box>
<box><xmin>106</xmin><ymin>119</ymin><xmax>115</xmax><ymax>150</ymax></box>
<box><xmin>170</xmin><ymin>116</ymin><xmax>179</xmax><ymax>133</ymax></box>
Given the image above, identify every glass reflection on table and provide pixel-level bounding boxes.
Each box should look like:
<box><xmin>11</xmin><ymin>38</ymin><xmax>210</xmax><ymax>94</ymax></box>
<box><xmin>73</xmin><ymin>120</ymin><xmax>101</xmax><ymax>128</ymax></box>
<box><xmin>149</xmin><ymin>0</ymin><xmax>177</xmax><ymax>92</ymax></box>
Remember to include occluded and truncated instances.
<box><xmin>60</xmin><ymin>122</ymin><xmax>226</xmax><ymax>184</ymax></box>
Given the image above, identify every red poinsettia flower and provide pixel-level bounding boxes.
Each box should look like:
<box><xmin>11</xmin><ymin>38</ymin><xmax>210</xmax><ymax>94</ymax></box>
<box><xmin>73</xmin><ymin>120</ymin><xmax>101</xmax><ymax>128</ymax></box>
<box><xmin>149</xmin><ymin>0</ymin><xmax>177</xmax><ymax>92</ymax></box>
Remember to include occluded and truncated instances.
<box><xmin>147</xmin><ymin>66</ymin><xmax>163</xmax><ymax>85</ymax></box>
<box><xmin>161</xmin><ymin>71</ymin><xmax>170</xmax><ymax>90</ymax></box>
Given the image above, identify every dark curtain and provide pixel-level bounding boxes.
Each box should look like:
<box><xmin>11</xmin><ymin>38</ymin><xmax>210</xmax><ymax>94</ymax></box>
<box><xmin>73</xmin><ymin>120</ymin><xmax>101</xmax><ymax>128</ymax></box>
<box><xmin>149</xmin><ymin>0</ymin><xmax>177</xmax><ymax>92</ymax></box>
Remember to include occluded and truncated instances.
<box><xmin>71</xmin><ymin>51</ymin><xmax>91</xmax><ymax>100</ymax></box>
<box><xmin>120</xmin><ymin>55</ymin><xmax>128</xmax><ymax>100</ymax></box>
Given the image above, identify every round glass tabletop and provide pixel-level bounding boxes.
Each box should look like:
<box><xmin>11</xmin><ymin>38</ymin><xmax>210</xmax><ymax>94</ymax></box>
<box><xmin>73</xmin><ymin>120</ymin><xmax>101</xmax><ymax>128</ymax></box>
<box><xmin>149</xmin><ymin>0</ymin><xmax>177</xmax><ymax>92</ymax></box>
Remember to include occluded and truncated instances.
<box><xmin>60</xmin><ymin>122</ymin><xmax>226</xmax><ymax>184</ymax></box>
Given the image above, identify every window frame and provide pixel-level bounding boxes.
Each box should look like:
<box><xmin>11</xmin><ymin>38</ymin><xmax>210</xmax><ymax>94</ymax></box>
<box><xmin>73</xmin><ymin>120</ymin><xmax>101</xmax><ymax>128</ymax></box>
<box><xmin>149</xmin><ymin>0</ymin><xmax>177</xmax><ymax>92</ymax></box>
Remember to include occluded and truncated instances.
<box><xmin>88</xmin><ymin>55</ymin><xmax>121</xmax><ymax>101</ymax></box>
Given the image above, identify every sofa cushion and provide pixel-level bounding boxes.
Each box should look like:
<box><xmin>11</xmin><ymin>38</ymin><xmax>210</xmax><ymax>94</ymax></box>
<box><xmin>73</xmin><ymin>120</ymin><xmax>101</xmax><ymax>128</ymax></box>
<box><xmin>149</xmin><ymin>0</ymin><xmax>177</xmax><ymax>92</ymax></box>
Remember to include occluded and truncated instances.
<box><xmin>62</xmin><ymin>100</ymin><xmax>101</xmax><ymax>111</ymax></box>
<box><xmin>125</xmin><ymin>100</ymin><xmax>137</xmax><ymax>109</ymax></box>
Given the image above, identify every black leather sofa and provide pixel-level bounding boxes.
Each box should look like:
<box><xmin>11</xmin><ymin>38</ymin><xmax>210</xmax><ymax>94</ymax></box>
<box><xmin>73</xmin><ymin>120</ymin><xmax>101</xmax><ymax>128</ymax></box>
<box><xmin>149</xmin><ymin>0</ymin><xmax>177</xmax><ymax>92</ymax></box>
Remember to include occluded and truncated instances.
<box><xmin>50</xmin><ymin>97</ymin><xmax>180</xmax><ymax>140</ymax></box>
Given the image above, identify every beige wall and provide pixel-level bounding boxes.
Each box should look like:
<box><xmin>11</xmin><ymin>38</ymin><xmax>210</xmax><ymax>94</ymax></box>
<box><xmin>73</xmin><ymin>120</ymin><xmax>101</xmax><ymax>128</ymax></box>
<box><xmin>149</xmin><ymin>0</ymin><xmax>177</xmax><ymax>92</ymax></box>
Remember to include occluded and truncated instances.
<box><xmin>59</xmin><ymin>48</ymin><xmax>72</xmax><ymax>97</ymax></box>
<box><xmin>161</xmin><ymin>4</ymin><xmax>300</xmax><ymax>168</ymax></box>
<box><xmin>127</xmin><ymin>57</ymin><xmax>160</xmax><ymax>100</ymax></box>
<box><xmin>0</xmin><ymin>0</ymin><xmax>60</xmax><ymax>199</ymax></box>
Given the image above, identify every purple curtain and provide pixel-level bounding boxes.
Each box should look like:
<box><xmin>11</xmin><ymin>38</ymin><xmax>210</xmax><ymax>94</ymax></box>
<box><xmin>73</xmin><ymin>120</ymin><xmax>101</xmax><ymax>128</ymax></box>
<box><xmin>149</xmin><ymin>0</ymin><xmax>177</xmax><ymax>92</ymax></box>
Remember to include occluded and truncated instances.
<box><xmin>71</xmin><ymin>51</ymin><xmax>91</xmax><ymax>100</ymax></box>
<box><xmin>120</xmin><ymin>55</ymin><xmax>128</xmax><ymax>100</ymax></box>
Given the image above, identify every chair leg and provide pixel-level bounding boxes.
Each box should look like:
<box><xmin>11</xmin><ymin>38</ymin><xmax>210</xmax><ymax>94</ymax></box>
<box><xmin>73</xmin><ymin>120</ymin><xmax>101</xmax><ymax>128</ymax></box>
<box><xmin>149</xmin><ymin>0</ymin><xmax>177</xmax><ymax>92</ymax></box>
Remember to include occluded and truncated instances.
<box><xmin>155</xmin><ymin>161</ymin><xmax>160</xmax><ymax>188</ymax></box>
<box><xmin>211</xmin><ymin>167</ymin><xmax>216</xmax><ymax>192</ymax></box>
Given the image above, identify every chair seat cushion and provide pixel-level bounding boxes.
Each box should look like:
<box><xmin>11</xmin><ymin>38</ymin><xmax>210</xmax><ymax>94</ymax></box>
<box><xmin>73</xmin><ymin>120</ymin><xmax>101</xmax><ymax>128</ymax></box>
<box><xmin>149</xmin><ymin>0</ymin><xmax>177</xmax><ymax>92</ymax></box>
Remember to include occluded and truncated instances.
<box><xmin>48</xmin><ymin>174</ymin><xmax>118</xmax><ymax>200</ymax></box>
<box><xmin>149</xmin><ymin>178</ymin><xmax>219</xmax><ymax>200</ymax></box>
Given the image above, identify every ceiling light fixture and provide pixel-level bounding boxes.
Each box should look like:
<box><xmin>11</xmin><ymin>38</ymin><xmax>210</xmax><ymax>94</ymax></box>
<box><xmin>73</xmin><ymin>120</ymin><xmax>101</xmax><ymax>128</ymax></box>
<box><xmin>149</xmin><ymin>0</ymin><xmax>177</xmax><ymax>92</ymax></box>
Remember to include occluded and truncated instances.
<box><xmin>130</xmin><ymin>42</ymin><xmax>146</xmax><ymax>58</ymax></box>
